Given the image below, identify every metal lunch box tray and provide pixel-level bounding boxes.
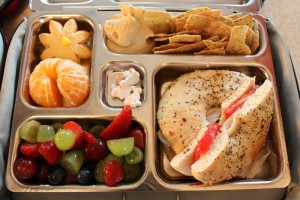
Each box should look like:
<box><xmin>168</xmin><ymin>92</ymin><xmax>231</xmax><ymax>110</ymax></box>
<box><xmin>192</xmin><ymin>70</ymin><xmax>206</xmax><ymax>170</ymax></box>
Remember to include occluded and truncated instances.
<box><xmin>5</xmin><ymin>0</ymin><xmax>290</xmax><ymax>193</ymax></box>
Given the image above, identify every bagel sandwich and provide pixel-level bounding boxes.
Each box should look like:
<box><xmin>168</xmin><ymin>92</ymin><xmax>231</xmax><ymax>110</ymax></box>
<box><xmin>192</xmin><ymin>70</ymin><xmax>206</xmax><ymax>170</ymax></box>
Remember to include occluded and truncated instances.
<box><xmin>157</xmin><ymin>70</ymin><xmax>253</xmax><ymax>154</ymax></box>
<box><xmin>157</xmin><ymin>70</ymin><xmax>274</xmax><ymax>184</ymax></box>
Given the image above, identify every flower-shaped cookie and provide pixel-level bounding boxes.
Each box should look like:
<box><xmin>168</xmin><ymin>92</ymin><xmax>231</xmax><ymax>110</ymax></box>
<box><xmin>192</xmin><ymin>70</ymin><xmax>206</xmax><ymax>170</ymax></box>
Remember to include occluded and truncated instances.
<box><xmin>39</xmin><ymin>19</ymin><xmax>91</xmax><ymax>63</ymax></box>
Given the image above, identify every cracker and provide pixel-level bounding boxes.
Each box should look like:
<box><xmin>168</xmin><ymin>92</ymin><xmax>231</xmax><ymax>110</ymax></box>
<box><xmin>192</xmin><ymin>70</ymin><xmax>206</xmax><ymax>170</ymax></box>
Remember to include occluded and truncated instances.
<box><xmin>225</xmin><ymin>25</ymin><xmax>251</xmax><ymax>55</ymax></box>
<box><xmin>175</xmin><ymin>15</ymin><xmax>190</xmax><ymax>32</ymax></box>
<box><xmin>195</xmin><ymin>47</ymin><xmax>226</xmax><ymax>55</ymax></box>
<box><xmin>152</xmin><ymin>43</ymin><xmax>186</xmax><ymax>51</ymax></box>
<box><xmin>218</xmin><ymin>36</ymin><xmax>228</xmax><ymax>42</ymax></box>
<box><xmin>227</xmin><ymin>13</ymin><xmax>242</xmax><ymax>20</ymax></box>
<box><xmin>220</xmin><ymin>16</ymin><xmax>234</xmax><ymax>26</ymax></box>
<box><xmin>250</xmin><ymin>20</ymin><xmax>260</xmax><ymax>53</ymax></box>
<box><xmin>154</xmin><ymin>41</ymin><xmax>207</xmax><ymax>54</ymax></box>
<box><xmin>154</xmin><ymin>37</ymin><xmax>169</xmax><ymax>42</ymax></box>
<box><xmin>232</xmin><ymin>13</ymin><xmax>253</xmax><ymax>28</ymax></box>
<box><xmin>203</xmin><ymin>40</ymin><xmax>228</xmax><ymax>50</ymax></box>
<box><xmin>169</xmin><ymin>34</ymin><xmax>201</xmax><ymax>43</ymax></box>
<box><xmin>178</xmin><ymin>7</ymin><xmax>221</xmax><ymax>20</ymax></box>
<box><xmin>205</xmin><ymin>35</ymin><xmax>220</xmax><ymax>41</ymax></box>
<box><xmin>184</xmin><ymin>14</ymin><xmax>232</xmax><ymax>38</ymax></box>
<box><xmin>172</xmin><ymin>7</ymin><xmax>221</xmax><ymax>32</ymax></box>
<box><xmin>151</xmin><ymin>30</ymin><xmax>199</xmax><ymax>38</ymax></box>
<box><xmin>245</xmin><ymin>26</ymin><xmax>255</xmax><ymax>47</ymax></box>
<box><xmin>170</xmin><ymin>17</ymin><xmax>177</xmax><ymax>33</ymax></box>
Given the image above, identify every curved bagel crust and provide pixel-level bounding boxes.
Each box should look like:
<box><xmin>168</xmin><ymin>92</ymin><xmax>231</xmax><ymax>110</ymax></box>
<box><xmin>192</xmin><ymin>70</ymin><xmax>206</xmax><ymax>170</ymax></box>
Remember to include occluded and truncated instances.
<box><xmin>191</xmin><ymin>79</ymin><xmax>273</xmax><ymax>184</ymax></box>
<box><xmin>157</xmin><ymin>70</ymin><xmax>251</xmax><ymax>154</ymax></box>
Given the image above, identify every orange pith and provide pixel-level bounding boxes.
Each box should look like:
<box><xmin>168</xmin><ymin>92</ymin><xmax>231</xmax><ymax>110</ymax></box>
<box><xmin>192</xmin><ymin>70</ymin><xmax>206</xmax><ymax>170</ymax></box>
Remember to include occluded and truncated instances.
<box><xmin>29</xmin><ymin>58</ymin><xmax>90</xmax><ymax>107</ymax></box>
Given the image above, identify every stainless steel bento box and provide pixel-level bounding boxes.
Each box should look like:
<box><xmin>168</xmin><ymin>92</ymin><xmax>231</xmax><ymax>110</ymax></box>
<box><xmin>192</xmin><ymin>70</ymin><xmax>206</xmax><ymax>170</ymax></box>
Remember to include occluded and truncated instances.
<box><xmin>5</xmin><ymin>1</ymin><xmax>290</xmax><ymax>192</ymax></box>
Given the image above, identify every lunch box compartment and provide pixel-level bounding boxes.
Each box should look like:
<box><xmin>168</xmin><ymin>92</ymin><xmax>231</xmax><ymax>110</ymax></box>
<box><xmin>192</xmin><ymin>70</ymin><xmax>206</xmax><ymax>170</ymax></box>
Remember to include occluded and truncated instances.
<box><xmin>20</xmin><ymin>15</ymin><xmax>94</xmax><ymax>108</ymax></box>
<box><xmin>152</xmin><ymin>63</ymin><xmax>289</xmax><ymax>190</ymax></box>
<box><xmin>102</xmin><ymin>13</ymin><xmax>267</xmax><ymax>57</ymax></box>
<box><xmin>7</xmin><ymin>116</ymin><xmax>148</xmax><ymax>191</ymax></box>
<box><xmin>101</xmin><ymin>61</ymin><xmax>146</xmax><ymax>108</ymax></box>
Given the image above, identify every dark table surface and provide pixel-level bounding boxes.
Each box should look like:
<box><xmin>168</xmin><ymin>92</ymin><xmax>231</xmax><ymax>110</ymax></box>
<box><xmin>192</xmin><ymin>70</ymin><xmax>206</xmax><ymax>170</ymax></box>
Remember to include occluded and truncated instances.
<box><xmin>0</xmin><ymin>0</ymin><xmax>31</xmax><ymax>41</ymax></box>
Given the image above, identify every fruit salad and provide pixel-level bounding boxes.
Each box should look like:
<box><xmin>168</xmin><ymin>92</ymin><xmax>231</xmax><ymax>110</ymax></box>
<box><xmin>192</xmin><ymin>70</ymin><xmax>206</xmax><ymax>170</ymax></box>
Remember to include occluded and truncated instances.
<box><xmin>14</xmin><ymin>105</ymin><xmax>145</xmax><ymax>186</ymax></box>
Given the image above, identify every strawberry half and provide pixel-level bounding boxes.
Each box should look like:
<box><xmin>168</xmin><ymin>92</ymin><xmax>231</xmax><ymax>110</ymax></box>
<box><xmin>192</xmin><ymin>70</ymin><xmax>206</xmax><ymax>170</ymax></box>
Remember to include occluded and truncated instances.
<box><xmin>20</xmin><ymin>142</ymin><xmax>40</xmax><ymax>158</ymax></box>
<box><xmin>38</xmin><ymin>141</ymin><xmax>63</xmax><ymax>165</ymax></box>
<box><xmin>83</xmin><ymin>130</ymin><xmax>96</xmax><ymax>144</ymax></box>
<box><xmin>63</xmin><ymin>121</ymin><xmax>84</xmax><ymax>150</ymax></box>
<box><xmin>104</xmin><ymin>160</ymin><xmax>123</xmax><ymax>186</ymax></box>
<box><xmin>100</xmin><ymin>105</ymin><xmax>132</xmax><ymax>140</ymax></box>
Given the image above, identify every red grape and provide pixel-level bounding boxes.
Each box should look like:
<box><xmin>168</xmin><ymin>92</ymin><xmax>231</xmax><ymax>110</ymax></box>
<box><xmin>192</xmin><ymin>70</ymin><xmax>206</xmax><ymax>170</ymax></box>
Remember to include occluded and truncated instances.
<box><xmin>129</xmin><ymin>128</ymin><xmax>145</xmax><ymax>150</ymax></box>
<box><xmin>83</xmin><ymin>138</ymin><xmax>109</xmax><ymax>162</ymax></box>
<box><xmin>36</xmin><ymin>160</ymin><xmax>50</xmax><ymax>182</ymax></box>
<box><xmin>14</xmin><ymin>157</ymin><xmax>38</xmax><ymax>179</ymax></box>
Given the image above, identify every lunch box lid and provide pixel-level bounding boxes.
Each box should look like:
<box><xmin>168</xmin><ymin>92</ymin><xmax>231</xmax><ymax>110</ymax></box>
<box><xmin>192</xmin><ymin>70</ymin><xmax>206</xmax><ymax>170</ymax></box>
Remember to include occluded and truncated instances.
<box><xmin>29</xmin><ymin>0</ymin><xmax>262</xmax><ymax>13</ymax></box>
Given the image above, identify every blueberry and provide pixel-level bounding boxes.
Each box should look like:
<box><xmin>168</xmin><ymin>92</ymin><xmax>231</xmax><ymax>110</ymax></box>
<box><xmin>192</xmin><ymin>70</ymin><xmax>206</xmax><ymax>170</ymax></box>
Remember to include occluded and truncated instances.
<box><xmin>77</xmin><ymin>163</ymin><xmax>94</xmax><ymax>184</ymax></box>
<box><xmin>47</xmin><ymin>166</ymin><xmax>66</xmax><ymax>185</ymax></box>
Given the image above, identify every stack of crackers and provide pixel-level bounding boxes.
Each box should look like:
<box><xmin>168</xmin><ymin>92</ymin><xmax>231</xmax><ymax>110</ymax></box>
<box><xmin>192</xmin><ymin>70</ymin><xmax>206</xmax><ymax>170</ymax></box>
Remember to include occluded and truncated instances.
<box><xmin>150</xmin><ymin>7</ymin><xmax>259</xmax><ymax>55</ymax></box>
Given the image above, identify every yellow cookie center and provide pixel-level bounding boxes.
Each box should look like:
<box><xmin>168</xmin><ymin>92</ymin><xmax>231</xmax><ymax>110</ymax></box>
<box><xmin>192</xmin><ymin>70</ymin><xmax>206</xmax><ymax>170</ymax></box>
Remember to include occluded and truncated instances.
<box><xmin>61</xmin><ymin>36</ymin><xmax>71</xmax><ymax>46</ymax></box>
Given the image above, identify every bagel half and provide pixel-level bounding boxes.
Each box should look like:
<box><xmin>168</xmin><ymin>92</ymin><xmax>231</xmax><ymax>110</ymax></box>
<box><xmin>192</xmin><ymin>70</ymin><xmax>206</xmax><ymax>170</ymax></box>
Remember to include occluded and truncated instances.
<box><xmin>157</xmin><ymin>70</ymin><xmax>252</xmax><ymax>154</ymax></box>
<box><xmin>191</xmin><ymin>79</ymin><xmax>273</xmax><ymax>184</ymax></box>
<box><xmin>169</xmin><ymin>76</ymin><xmax>255</xmax><ymax>176</ymax></box>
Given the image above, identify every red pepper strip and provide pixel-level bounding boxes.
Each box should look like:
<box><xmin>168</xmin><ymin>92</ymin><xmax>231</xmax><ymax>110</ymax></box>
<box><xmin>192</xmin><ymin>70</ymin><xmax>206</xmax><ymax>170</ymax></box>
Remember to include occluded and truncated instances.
<box><xmin>224</xmin><ymin>85</ymin><xmax>259</xmax><ymax>119</ymax></box>
<box><xmin>193</xmin><ymin>123</ymin><xmax>222</xmax><ymax>163</ymax></box>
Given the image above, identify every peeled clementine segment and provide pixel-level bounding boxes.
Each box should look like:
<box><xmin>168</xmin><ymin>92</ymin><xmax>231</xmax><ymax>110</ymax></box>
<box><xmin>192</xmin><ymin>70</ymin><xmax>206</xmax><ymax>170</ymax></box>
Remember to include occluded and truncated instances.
<box><xmin>29</xmin><ymin>58</ymin><xmax>90</xmax><ymax>107</ymax></box>
<box><xmin>29</xmin><ymin>59</ymin><xmax>62</xmax><ymax>107</ymax></box>
<box><xmin>56</xmin><ymin>60</ymin><xmax>90</xmax><ymax>107</ymax></box>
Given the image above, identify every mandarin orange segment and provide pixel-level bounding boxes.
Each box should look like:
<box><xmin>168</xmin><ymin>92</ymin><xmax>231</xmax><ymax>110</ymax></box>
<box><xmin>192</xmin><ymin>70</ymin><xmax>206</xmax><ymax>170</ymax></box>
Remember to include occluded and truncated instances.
<box><xmin>56</xmin><ymin>59</ymin><xmax>90</xmax><ymax>107</ymax></box>
<box><xmin>38</xmin><ymin>57</ymin><xmax>60</xmax><ymax>78</ymax></box>
<box><xmin>29</xmin><ymin>68</ymin><xmax>62</xmax><ymax>107</ymax></box>
<box><xmin>29</xmin><ymin>58</ymin><xmax>90</xmax><ymax>107</ymax></box>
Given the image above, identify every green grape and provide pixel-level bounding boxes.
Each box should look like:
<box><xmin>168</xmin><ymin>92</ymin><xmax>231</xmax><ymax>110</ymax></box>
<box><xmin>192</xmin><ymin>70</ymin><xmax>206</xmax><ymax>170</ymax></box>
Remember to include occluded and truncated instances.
<box><xmin>94</xmin><ymin>160</ymin><xmax>105</xmax><ymax>183</ymax></box>
<box><xmin>125</xmin><ymin>147</ymin><xmax>143</xmax><ymax>164</ymax></box>
<box><xmin>36</xmin><ymin>125</ymin><xmax>55</xmax><ymax>142</ymax></box>
<box><xmin>54</xmin><ymin>129</ymin><xmax>75</xmax><ymax>151</ymax></box>
<box><xmin>104</xmin><ymin>153</ymin><xmax>123</xmax><ymax>165</ymax></box>
<box><xmin>107</xmin><ymin>137</ymin><xmax>134</xmax><ymax>157</ymax></box>
<box><xmin>123</xmin><ymin>162</ymin><xmax>142</xmax><ymax>182</ymax></box>
<box><xmin>60</xmin><ymin>150</ymin><xmax>84</xmax><ymax>175</ymax></box>
<box><xmin>89</xmin><ymin>125</ymin><xmax>105</xmax><ymax>137</ymax></box>
<box><xmin>51</xmin><ymin>122</ymin><xmax>63</xmax><ymax>132</ymax></box>
<box><xmin>19</xmin><ymin>120</ymin><xmax>41</xmax><ymax>143</ymax></box>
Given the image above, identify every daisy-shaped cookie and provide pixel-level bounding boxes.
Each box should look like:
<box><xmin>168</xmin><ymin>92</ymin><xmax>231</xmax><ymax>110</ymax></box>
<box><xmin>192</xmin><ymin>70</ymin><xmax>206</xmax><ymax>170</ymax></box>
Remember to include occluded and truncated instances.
<box><xmin>39</xmin><ymin>19</ymin><xmax>91</xmax><ymax>63</ymax></box>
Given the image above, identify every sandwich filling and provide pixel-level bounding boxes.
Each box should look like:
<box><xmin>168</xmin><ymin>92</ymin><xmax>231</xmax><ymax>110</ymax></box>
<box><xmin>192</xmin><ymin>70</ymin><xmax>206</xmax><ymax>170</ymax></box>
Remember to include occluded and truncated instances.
<box><xmin>193</xmin><ymin>123</ymin><xmax>222</xmax><ymax>163</ymax></box>
<box><xmin>224</xmin><ymin>85</ymin><xmax>259</xmax><ymax>119</ymax></box>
